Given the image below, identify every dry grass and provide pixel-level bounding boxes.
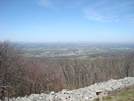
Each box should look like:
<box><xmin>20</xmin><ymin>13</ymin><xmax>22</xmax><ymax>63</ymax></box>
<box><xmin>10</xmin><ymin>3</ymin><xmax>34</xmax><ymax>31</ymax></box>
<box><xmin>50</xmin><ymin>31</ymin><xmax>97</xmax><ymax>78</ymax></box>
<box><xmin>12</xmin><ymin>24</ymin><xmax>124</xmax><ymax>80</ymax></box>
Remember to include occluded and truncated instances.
<box><xmin>93</xmin><ymin>85</ymin><xmax>134</xmax><ymax>101</ymax></box>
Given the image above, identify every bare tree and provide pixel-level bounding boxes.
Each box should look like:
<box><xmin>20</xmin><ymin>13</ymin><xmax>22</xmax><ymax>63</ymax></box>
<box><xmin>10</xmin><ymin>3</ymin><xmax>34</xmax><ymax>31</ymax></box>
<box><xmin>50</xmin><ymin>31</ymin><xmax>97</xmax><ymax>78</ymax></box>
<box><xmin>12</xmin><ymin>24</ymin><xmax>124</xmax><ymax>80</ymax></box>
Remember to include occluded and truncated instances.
<box><xmin>123</xmin><ymin>53</ymin><xmax>134</xmax><ymax>77</ymax></box>
<box><xmin>0</xmin><ymin>41</ymin><xmax>25</xmax><ymax>98</ymax></box>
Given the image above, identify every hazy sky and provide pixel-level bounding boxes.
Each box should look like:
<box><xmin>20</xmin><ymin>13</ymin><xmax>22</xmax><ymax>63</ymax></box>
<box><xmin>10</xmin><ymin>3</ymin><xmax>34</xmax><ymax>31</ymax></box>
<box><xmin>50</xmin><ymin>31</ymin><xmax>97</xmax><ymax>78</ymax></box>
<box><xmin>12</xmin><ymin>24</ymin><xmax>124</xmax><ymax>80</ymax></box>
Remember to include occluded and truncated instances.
<box><xmin>0</xmin><ymin>0</ymin><xmax>134</xmax><ymax>42</ymax></box>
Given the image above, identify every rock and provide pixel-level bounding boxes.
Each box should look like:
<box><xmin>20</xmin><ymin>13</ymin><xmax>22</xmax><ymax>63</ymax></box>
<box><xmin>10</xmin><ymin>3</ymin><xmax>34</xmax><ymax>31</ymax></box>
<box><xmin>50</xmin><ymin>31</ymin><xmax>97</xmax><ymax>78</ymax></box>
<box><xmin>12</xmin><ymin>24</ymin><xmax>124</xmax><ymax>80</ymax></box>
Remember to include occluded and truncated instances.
<box><xmin>5</xmin><ymin>77</ymin><xmax>134</xmax><ymax>101</ymax></box>
<box><xmin>104</xmin><ymin>87</ymin><xmax>113</xmax><ymax>92</ymax></box>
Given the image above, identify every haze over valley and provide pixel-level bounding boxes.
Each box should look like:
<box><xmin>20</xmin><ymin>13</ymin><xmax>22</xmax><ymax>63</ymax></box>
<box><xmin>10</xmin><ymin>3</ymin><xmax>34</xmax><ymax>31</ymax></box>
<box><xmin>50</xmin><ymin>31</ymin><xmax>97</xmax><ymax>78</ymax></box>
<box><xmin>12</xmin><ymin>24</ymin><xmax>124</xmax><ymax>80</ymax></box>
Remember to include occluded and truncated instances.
<box><xmin>0</xmin><ymin>0</ymin><xmax>134</xmax><ymax>100</ymax></box>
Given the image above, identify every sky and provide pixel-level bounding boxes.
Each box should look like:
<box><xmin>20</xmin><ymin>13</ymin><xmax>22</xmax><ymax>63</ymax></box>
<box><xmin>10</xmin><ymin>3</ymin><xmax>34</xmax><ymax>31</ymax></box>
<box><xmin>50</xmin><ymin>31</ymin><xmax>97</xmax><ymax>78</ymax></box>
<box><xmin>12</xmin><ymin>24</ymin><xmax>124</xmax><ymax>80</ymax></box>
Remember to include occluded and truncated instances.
<box><xmin>0</xmin><ymin>0</ymin><xmax>134</xmax><ymax>43</ymax></box>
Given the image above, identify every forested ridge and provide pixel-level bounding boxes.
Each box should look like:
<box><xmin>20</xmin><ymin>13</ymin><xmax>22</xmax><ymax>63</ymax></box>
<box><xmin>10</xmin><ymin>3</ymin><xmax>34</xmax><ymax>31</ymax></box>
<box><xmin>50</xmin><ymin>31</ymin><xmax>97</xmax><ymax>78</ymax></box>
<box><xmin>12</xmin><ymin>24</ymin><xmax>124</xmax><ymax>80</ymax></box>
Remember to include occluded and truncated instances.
<box><xmin>0</xmin><ymin>41</ymin><xmax>134</xmax><ymax>100</ymax></box>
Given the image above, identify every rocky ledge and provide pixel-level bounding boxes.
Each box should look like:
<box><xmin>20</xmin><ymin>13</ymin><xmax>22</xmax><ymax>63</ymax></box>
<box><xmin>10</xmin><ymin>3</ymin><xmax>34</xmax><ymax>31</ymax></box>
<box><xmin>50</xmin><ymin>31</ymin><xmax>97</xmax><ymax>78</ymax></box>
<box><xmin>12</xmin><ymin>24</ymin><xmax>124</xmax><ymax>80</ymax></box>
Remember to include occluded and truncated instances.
<box><xmin>3</xmin><ymin>77</ymin><xmax>134</xmax><ymax>101</ymax></box>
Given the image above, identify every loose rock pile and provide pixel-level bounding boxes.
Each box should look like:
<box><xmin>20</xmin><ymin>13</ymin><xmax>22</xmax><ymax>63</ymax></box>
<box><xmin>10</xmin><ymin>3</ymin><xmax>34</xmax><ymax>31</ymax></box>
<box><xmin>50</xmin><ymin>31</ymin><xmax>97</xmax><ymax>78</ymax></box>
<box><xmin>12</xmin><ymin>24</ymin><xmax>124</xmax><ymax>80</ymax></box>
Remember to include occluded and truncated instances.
<box><xmin>2</xmin><ymin>77</ymin><xmax>134</xmax><ymax>101</ymax></box>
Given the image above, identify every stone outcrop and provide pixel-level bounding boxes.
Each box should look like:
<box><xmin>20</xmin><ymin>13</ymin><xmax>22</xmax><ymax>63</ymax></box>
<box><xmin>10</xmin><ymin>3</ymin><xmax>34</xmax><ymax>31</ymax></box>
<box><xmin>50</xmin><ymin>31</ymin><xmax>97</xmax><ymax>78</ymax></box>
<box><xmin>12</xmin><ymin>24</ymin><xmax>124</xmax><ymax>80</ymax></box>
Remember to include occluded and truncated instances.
<box><xmin>2</xmin><ymin>77</ymin><xmax>134</xmax><ymax>101</ymax></box>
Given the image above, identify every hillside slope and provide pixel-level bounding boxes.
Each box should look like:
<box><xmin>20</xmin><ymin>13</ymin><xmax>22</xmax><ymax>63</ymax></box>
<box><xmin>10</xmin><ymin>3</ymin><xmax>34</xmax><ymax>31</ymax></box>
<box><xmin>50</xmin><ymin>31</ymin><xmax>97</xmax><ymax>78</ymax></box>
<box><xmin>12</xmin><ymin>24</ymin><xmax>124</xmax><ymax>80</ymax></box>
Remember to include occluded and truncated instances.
<box><xmin>3</xmin><ymin>77</ymin><xmax>134</xmax><ymax>101</ymax></box>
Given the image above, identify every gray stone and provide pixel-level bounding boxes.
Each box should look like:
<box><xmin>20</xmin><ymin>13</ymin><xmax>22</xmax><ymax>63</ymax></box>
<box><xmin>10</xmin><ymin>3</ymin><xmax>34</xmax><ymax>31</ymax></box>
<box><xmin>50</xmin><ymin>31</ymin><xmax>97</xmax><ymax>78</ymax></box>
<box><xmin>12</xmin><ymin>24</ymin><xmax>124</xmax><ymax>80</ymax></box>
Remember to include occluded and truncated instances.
<box><xmin>5</xmin><ymin>77</ymin><xmax>134</xmax><ymax>101</ymax></box>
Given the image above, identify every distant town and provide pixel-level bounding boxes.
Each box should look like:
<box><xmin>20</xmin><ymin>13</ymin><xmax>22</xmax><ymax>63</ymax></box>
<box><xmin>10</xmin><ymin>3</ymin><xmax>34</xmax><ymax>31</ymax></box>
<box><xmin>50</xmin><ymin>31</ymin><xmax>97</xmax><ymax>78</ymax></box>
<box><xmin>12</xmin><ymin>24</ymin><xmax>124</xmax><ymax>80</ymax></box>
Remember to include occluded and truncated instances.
<box><xmin>22</xmin><ymin>43</ymin><xmax>134</xmax><ymax>57</ymax></box>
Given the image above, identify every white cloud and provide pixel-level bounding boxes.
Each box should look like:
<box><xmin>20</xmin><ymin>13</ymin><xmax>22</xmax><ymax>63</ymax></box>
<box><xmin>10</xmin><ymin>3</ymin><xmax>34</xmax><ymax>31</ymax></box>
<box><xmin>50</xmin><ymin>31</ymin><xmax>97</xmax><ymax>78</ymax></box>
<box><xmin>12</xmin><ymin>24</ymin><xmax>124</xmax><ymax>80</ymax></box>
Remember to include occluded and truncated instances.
<box><xmin>83</xmin><ymin>9</ymin><xmax>110</xmax><ymax>22</ymax></box>
<box><xmin>115</xmin><ymin>20</ymin><xmax>120</xmax><ymax>22</ymax></box>
<box><xmin>37</xmin><ymin>0</ymin><xmax>59</xmax><ymax>10</ymax></box>
<box><xmin>83</xmin><ymin>8</ymin><xmax>118</xmax><ymax>22</ymax></box>
<box><xmin>37</xmin><ymin>0</ymin><xmax>56</xmax><ymax>9</ymax></box>
<box><xmin>83</xmin><ymin>0</ymin><xmax>134</xmax><ymax>22</ymax></box>
<box><xmin>75</xmin><ymin>0</ymin><xmax>87</xmax><ymax>6</ymax></box>
<box><xmin>37</xmin><ymin>0</ymin><xmax>52</xmax><ymax>7</ymax></box>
